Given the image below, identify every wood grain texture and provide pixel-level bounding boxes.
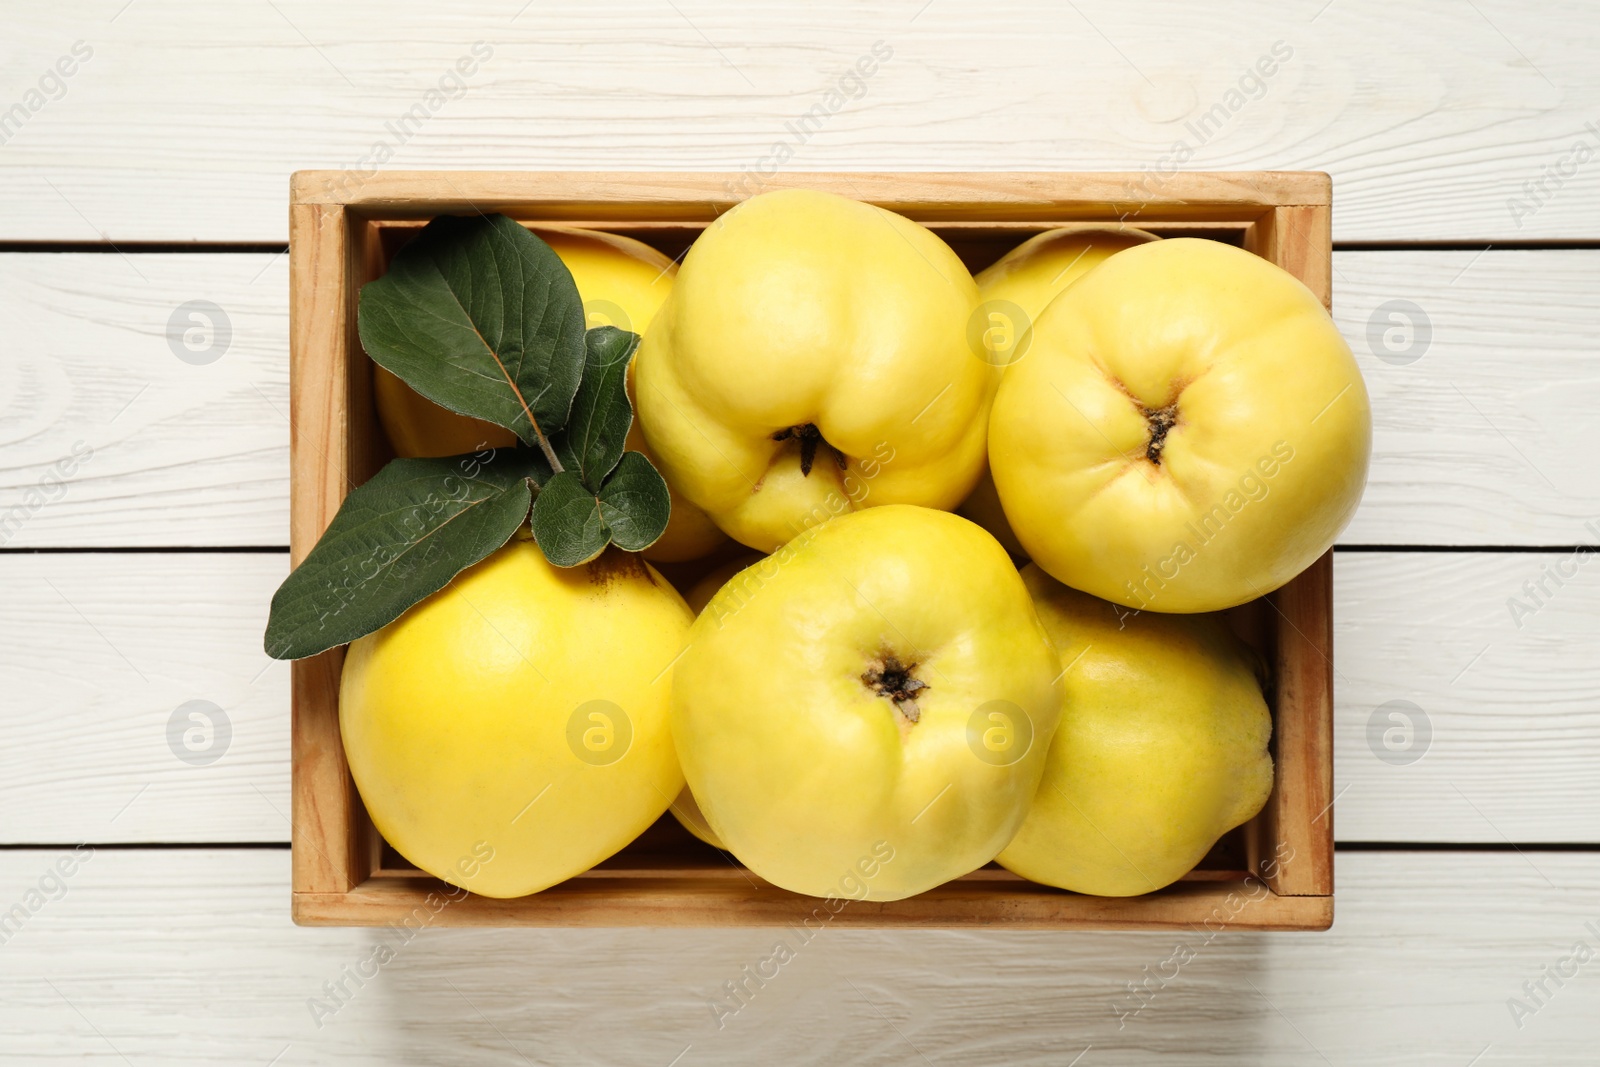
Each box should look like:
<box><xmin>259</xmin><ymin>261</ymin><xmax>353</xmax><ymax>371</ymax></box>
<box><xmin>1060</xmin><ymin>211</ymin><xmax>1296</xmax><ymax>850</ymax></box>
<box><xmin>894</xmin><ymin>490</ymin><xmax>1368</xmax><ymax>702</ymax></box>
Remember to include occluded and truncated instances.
<box><xmin>0</xmin><ymin>252</ymin><xmax>289</xmax><ymax>548</ymax></box>
<box><xmin>5</xmin><ymin>248</ymin><xmax>1598</xmax><ymax>548</ymax></box>
<box><xmin>1338</xmin><ymin>250</ymin><xmax>1600</xmax><ymax>547</ymax></box>
<box><xmin>0</xmin><ymin>553</ymin><xmax>290</xmax><ymax>845</ymax></box>
<box><xmin>1333</xmin><ymin>551</ymin><xmax>1600</xmax><ymax>844</ymax></box>
<box><xmin>1244</xmin><ymin>204</ymin><xmax>1331</xmax><ymax>308</ymax></box>
<box><xmin>3</xmin><ymin>1</ymin><xmax>1599</xmax><ymax>241</ymax></box>
<box><xmin>4</xmin><ymin>550</ymin><xmax>1597</xmax><ymax>845</ymax></box>
<box><xmin>0</xmin><ymin>1</ymin><xmax>1590</xmax><ymax>1048</ymax></box>
<box><xmin>287</xmin><ymin>203</ymin><xmax>367</xmax><ymax>897</ymax></box>
<box><xmin>297</xmin><ymin>871</ymin><xmax>1333</xmax><ymax>932</ymax></box>
<box><xmin>291</xmin><ymin>169</ymin><xmax>1331</xmax><ymax>215</ymax></box>
<box><xmin>1254</xmin><ymin>551</ymin><xmax>1334</xmax><ymax>896</ymax></box>
<box><xmin>0</xmin><ymin>848</ymin><xmax>1596</xmax><ymax>1064</ymax></box>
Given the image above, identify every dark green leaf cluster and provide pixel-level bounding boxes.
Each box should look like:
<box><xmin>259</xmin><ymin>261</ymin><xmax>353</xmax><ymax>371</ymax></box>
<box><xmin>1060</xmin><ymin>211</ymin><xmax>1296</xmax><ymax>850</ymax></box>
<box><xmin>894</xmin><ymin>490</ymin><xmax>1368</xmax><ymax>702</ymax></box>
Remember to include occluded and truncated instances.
<box><xmin>265</xmin><ymin>214</ymin><xmax>672</xmax><ymax>659</ymax></box>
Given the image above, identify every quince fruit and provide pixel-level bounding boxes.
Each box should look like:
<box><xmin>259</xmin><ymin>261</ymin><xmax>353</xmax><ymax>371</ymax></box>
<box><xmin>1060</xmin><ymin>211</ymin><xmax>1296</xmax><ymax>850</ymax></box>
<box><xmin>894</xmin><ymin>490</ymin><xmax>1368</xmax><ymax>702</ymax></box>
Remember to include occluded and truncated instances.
<box><xmin>666</xmin><ymin>551</ymin><xmax>762</xmax><ymax>850</ymax></box>
<box><xmin>997</xmin><ymin>565</ymin><xmax>1274</xmax><ymax>896</ymax></box>
<box><xmin>340</xmin><ymin>536</ymin><xmax>692</xmax><ymax>897</ymax></box>
<box><xmin>635</xmin><ymin>189</ymin><xmax>992</xmax><ymax>552</ymax></box>
<box><xmin>989</xmin><ymin>238</ymin><xmax>1370</xmax><ymax>611</ymax></box>
<box><xmin>958</xmin><ymin>226</ymin><xmax>1161</xmax><ymax>557</ymax></box>
<box><xmin>670</xmin><ymin>505</ymin><xmax>1060</xmax><ymax>900</ymax></box>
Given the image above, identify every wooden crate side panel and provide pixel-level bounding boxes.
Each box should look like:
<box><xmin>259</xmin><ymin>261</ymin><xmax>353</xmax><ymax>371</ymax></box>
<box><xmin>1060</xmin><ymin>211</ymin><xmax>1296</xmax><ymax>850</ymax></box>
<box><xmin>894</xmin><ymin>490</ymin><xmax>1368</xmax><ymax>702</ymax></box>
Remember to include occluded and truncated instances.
<box><xmin>1262</xmin><ymin>552</ymin><xmax>1337</xmax><ymax>896</ymax></box>
<box><xmin>291</xmin><ymin>170</ymin><xmax>1332</xmax><ymax>221</ymax></box>
<box><xmin>288</xmin><ymin>202</ymin><xmax>369</xmax><ymax>901</ymax></box>
<box><xmin>288</xmin><ymin>203</ymin><xmax>349</xmax><ymax>565</ymax></box>
<box><xmin>293</xmin><ymin>876</ymin><xmax>1332</xmax><ymax>931</ymax></box>
<box><xmin>1241</xmin><ymin>200</ymin><xmax>1336</xmax><ymax>897</ymax></box>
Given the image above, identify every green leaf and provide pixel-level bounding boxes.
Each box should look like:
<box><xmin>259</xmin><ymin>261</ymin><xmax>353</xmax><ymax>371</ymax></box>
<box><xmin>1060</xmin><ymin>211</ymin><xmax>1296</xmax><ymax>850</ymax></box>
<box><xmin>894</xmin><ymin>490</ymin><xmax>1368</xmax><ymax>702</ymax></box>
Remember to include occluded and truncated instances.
<box><xmin>601</xmin><ymin>451</ymin><xmax>672</xmax><ymax>550</ymax></box>
<box><xmin>263</xmin><ymin>449</ymin><xmax>544</xmax><ymax>660</ymax></box>
<box><xmin>530</xmin><ymin>471</ymin><xmax>609</xmax><ymax>567</ymax></box>
<box><xmin>598</xmin><ymin>451</ymin><xmax>671</xmax><ymax>552</ymax></box>
<box><xmin>529</xmin><ymin>452</ymin><xmax>670</xmax><ymax>566</ymax></box>
<box><xmin>356</xmin><ymin>214</ymin><xmax>586</xmax><ymax>454</ymax></box>
<box><xmin>556</xmin><ymin>326</ymin><xmax>639</xmax><ymax>489</ymax></box>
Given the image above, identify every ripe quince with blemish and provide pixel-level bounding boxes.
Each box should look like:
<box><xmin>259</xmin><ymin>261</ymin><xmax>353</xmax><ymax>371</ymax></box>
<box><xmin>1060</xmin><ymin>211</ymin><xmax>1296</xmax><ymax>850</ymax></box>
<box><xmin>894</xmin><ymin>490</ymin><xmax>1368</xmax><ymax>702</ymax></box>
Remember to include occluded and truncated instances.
<box><xmin>989</xmin><ymin>237</ymin><xmax>1371</xmax><ymax>611</ymax></box>
<box><xmin>998</xmin><ymin>565</ymin><xmax>1274</xmax><ymax>896</ymax></box>
<box><xmin>340</xmin><ymin>536</ymin><xmax>693</xmax><ymax>897</ymax></box>
<box><xmin>669</xmin><ymin>505</ymin><xmax>1061</xmax><ymax>900</ymax></box>
<box><xmin>635</xmin><ymin>189</ymin><xmax>993</xmax><ymax>552</ymax></box>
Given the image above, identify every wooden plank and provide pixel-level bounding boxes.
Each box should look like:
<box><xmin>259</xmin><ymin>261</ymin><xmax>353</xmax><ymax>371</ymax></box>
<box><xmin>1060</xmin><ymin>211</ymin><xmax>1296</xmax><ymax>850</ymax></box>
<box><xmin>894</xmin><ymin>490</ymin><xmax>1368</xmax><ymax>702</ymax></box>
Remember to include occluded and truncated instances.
<box><xmin>4</xmin><ymin>3</ymin><xmax>1599</xmax><ymax>241</ymax></box>
<box><xmin>0</xmin><ymin>554</ymin><xmax>291</xmax><ymax>844</ymax></box>
<box><xmin>1338</xmin><ymin>249</ymin><xmax>1600</xmax><ymax>547</ymax></box>
<box><xmin>1333</xmin><ymin>550</ymin><xmax>1600</xmax><ymax>844</ymax></box>
<box><xmin>2</xmin><ymin>550</ymin><xmax>1597</xmax><ymax>846</ymax></box>
<box><xmin>5</xmin><ymin>248</ymin><xmax>1598</xmax><ymax>548</ymax></box>
<box><xmin>0</xmin><ymin>848</ymin><xmax>1595</xmax><ymax>1062</ymax></box>
<box><xmin>0</xmin><ymin>252</ymin><xmax>289</xmax><ymax>548</ymax></box>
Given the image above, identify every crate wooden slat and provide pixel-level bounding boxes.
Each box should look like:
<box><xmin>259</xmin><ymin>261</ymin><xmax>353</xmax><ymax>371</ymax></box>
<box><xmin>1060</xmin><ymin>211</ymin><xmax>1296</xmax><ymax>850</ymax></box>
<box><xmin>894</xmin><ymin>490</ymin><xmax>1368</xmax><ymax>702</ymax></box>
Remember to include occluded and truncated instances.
<box><xmin>289</xmin><ymin>171</ymin><xmax>1336</xmax><ymax>929</ymax></box>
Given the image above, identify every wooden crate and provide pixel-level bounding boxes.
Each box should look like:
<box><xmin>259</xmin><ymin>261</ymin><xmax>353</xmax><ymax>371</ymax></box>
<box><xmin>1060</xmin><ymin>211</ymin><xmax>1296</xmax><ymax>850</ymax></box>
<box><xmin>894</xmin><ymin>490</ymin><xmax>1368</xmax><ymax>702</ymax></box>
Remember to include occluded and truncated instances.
<box><xmin>288</xmin><ymin>171</ymin><xmax>1336</xmax><ymax>930</ymax></box>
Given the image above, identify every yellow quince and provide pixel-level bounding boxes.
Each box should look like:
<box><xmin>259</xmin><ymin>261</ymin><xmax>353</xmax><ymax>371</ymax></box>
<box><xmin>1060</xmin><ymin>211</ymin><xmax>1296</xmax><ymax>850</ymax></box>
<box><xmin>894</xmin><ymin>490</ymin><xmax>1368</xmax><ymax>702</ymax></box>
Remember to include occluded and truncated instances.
<box><xmin>666</xmin><ymin>551</ymin><xmax>762</xmax><ymax>850</ymax></box>
<box><xmin>340</xmin><ymin>537</ymin><xmax>693</xmax><ymax>898</ymax></box>
<box><xmin>635</xmin><ymin>189</ymin><xmax>993</xmax><ymax>552</ymax></box>
<box><xmin>997</xmin><ymin>565</ymin><xmax>1274</xmax><ymax>896</ymax></box>
<box><xmin>990</xmin><ymin>238</ymin><xmax>1370</xmax><ymax>611</ymax></box>
<box><xmin>958</xmin><ymin>226</ymin><xmax>1161</xmax><ymax>557</ymax></box>
<box><xmin>670</xmin><ymin>505</ymin><xmax>1061</xmax><ymax>900</ymax></box>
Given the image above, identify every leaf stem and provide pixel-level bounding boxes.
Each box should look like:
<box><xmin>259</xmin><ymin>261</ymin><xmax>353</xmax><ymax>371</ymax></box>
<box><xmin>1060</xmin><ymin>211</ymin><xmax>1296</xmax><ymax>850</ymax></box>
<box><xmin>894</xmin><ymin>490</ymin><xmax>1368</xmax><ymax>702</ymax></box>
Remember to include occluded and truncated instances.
<box><xmin>489</xmin><ymin>353</ymin><xmax>565</xmax><ymax>474</ymax></box>
<box><xmin>532</xmin><ymin>424</ymin><xmax>565</xmax><ymax>475</ymax></box>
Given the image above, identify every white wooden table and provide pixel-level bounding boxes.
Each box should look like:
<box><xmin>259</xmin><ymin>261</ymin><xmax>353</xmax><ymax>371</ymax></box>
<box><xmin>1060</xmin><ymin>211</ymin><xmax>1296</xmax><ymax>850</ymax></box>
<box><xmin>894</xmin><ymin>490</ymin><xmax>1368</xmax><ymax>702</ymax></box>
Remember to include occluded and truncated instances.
<box><xmin>4</xmin><ymin>2</ymin><xmax>1599</xmax><ymax>1063</ymax></box>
